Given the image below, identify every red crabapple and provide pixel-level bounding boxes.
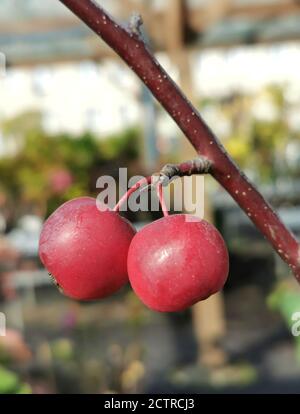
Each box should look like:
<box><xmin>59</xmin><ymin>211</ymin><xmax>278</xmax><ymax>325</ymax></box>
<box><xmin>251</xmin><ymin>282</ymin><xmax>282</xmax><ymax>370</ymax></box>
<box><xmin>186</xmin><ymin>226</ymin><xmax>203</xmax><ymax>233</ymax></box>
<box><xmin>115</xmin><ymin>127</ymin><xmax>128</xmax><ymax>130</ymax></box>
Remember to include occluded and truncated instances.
<box><xmin>39</xmin><ymin>197</ymin><xmax>136</xmax><ymax>300</ymax></box>
<box><xmin>127</xmin><ymin>214</ymin><xmax>229</xmax><ymax>312</ymax></box>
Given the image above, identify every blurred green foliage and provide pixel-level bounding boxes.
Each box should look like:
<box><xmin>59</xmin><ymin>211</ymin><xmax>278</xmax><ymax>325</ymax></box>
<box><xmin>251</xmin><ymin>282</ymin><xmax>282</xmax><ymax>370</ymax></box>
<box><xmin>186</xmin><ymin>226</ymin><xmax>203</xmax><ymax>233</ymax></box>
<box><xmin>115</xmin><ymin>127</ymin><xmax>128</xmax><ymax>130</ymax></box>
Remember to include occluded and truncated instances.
<box><xmin>268</xmin><ymin>283</ymin><xmax>300</xmax><ymax>362</ymax></box>
<box><xmin>0</xmin><ymin>112</ymin><xmax>140</xmax><ymax>218</ymax></box>
<box><xmin>51</xmin><ymin>338</ymin><xmax>74</xmax><ymax>362</ymax></box>
<box><xmin>200</xmin><ymin>84</ymin><xmax>300</xmax><ymax>182</ymax></box>
<box><xmin>0</xmin><ymin>366</ymin><xmax>31</xmax><ymax>394</ymax></box>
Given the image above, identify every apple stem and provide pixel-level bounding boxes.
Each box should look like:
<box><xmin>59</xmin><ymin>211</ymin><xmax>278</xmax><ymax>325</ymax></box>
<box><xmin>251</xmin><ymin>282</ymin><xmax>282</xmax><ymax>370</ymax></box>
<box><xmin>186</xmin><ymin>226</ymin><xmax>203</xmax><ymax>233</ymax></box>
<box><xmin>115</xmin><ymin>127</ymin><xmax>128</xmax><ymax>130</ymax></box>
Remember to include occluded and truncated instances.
<box><xmin>156</xmin><ymin>184</ymin><xmax>169</xmax><ymax>217</ymax></box>
<box><xmin>114</xmin><ymin>159</ymin><xmax>211</xmax><ymax>215</ymax></box>
<box><xmin>113</xmin><ymin>175</ymin><xmax>169</xmax><ymax>216</ymax></box>
<box><xmin>113</xmin><ymin>176</ymin><xmax>152</xmax><ymax>212</ymax></box>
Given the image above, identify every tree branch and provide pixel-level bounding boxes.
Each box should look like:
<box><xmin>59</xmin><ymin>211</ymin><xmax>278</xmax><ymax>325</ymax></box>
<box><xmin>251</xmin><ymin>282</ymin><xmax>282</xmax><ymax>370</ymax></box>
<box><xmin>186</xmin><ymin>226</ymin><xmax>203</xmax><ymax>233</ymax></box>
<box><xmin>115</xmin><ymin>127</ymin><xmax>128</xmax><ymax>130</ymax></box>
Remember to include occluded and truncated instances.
<box><xmin>157</xmin><ymin>158</ymin><xmax>212</xmax><ymax>186</ymax></box>
<box><xmin>58</xmin><ymin>0</ymin><xmax>300</xmax><ymax>280</ymax></box>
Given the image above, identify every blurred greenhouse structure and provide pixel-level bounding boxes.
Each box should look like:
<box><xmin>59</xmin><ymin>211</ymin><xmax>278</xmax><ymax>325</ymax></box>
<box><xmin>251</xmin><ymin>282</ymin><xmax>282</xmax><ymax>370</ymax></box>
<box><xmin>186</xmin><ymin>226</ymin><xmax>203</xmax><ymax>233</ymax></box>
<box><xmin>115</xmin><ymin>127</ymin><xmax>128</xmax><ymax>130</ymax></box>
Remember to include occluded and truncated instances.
<box><xmin>1</xmin><ymin>0</ymin><xmax>300</xmax><ymax>394</ymax></box>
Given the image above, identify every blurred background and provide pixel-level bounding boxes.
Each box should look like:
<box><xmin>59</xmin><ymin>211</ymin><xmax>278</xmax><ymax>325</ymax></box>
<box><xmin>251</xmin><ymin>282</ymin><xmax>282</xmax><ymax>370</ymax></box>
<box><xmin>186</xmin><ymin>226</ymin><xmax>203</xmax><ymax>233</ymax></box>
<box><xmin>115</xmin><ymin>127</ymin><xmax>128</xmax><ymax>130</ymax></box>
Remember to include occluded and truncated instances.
<box><xmin>1</xmin><ymin>0</ymin><xmax>300</xmax><ymax>394</ymax></box>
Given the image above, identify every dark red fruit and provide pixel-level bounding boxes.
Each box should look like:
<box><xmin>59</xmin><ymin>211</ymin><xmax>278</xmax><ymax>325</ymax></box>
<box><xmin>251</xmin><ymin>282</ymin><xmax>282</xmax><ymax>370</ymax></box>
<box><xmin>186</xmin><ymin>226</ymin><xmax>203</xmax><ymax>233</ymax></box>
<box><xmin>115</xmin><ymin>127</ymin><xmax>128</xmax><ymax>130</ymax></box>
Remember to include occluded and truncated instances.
<box><xmin>39</xmin><ymin>197</ymin><xmax>136</xmax><ymax>300</ymax></box>
<box><xmin>127</xmin><ymin>214</ymin><xmax>229</xmax><ymax>312</ymax></box>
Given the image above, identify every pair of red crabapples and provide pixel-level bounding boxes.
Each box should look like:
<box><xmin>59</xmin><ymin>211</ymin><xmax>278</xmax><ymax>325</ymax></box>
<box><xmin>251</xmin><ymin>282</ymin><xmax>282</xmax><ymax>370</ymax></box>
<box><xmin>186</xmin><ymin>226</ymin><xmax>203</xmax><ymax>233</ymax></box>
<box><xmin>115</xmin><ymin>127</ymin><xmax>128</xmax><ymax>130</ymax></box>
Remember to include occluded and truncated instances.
<box><xmin>39</xmin><ymin>193</ymin><xmax>229</xmax><ymax>312</ymax></box>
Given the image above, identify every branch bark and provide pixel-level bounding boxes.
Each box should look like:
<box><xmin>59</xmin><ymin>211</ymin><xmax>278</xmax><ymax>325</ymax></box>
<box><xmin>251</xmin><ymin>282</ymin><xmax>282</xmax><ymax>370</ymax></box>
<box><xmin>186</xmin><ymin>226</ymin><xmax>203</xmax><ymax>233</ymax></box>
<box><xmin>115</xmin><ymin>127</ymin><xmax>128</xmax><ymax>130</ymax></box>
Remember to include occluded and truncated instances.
<box><xmin>58</xmin><ymin>0</ymin><xmax>300</xmax><ymax>280</ymax></box>
<box><xmin>158</xmin><ymin>159</ymin><xmax>212</xmax><ymax>186</ymax></box>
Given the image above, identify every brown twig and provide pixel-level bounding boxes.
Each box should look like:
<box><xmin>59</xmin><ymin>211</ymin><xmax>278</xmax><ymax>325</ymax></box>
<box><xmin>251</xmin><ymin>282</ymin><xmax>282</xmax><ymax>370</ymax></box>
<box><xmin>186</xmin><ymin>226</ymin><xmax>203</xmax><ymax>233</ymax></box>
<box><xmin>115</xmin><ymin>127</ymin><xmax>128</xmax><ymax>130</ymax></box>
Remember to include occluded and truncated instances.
<box><xmin>157</xmin><ymin>158</ymin><xmax>212</xmax><ymax>186</ymax></box>
<box><xmin>58</xmin><ymin>0</ymin><xmax>300</xmax><ymax>280</ymax></box>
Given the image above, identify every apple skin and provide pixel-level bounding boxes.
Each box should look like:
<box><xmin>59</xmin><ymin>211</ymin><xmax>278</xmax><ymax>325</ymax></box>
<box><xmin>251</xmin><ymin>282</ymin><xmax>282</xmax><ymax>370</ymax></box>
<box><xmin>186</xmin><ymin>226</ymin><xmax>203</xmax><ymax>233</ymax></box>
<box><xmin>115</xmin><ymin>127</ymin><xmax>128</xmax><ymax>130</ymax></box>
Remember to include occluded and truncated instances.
<box><xmin>127</xmin><ymin>214</ymin><xmax>229</xmax><ymax>312</ymax></box>
<box><xmin>39</xmin><ymin>197</ymin><xmax>136</xmax><ymax>300</ymax></box>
